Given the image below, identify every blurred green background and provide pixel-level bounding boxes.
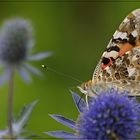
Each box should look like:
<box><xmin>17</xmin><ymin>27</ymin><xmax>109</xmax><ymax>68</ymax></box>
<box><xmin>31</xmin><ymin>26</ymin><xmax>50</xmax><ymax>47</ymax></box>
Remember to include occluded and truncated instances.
<box><xmin>0</xmin><ymin>1</ymin><xmax>139</xmax><ymax>139</ymax></box>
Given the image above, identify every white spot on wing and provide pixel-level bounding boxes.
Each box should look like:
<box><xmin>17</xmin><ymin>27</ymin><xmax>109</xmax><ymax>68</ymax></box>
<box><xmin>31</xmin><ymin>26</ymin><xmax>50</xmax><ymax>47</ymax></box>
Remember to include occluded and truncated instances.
<box><xmin>113</xmin><ymin>31</ymin><xmax>122</xmax><ymax>39</ymax></box>
<box><xmin>127</xmin><ymin>67</ymin><xmax>136</xmax><ymax>77</ymax></box>
<box><xmin>132</xmin><ymin>54</ymin><xmax>139</xmax><ymax>62</ymax></box>
<box><xmin>121</xmin><ymin>32</ymin><xmax>127</xmax><ymax>39</ymax></box>
<box><xmin>131</xmin><ymin>30</ymin><xmax>137</xmax><ymax>37</ymax></box>
<box><xmin>113</xmin><ymin>31</ymin><xmax>127</xmax><ymax>40</ymax></box>
<box><xmin>104</xmin><ymin>51</ymin><xmax>119</xmax><ymax>59</ymax></box>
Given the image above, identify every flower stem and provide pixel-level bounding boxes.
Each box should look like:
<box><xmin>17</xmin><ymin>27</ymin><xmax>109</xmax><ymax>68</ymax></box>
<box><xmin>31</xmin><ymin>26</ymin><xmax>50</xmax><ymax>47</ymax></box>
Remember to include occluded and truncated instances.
<box><xmin>7</xmin><ymin>66</ymin><xmax>15</xmax><ymax>139</ymax></box>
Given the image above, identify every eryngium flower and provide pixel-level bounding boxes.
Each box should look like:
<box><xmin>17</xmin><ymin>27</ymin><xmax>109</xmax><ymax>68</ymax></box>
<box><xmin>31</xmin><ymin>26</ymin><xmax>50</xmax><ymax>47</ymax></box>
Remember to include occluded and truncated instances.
<box><xmin>0</xmin><ymin>18</ymin><xmax>52</xmax><ymax>83</ymax></box>
<box><xmin>46</xmin><ymin>89</ymin><xmax>140</xmax><ymax>140</ymax></box>
<box><xmin>77</xmin><ymin>89</ymin><xmax>140</xmax><ymax>140</ymax></box>
<box><xmin>0</xmin><ymin>18</ymin><xmax>33</xmax><ymax>64</ymax></box>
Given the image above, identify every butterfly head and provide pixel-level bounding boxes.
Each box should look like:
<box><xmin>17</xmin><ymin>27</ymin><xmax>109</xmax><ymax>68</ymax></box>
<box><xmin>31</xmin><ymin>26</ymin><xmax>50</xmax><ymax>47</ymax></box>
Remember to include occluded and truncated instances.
<box><xmin>77</xmin><ymin>80</ymin><xmax>92</xmax><ymax>95</ymax></box>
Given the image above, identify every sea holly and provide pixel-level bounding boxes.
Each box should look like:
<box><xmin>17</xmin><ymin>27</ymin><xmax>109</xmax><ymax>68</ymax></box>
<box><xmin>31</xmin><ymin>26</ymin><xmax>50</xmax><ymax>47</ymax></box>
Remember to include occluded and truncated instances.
<box><xmin>46</xmin><ymin>89</ymin><xmax>140</xmax><ymax>140</ymax></box>
<box><xmin>0</xmin><ymin>18</ymin><xmax>52</xmax><ymax>139</ymax></box>
<box><xmin>0</xmin><ymin>18</ymin><xmax>52</xmax><ymax>84</ymax></box>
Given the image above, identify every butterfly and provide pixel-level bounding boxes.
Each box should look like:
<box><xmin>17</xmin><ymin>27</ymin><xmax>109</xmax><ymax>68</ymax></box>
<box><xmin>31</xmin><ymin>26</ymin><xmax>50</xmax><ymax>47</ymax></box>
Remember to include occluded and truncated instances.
<box><xmin>78</xmin><ymin>9</ymin><xmax>140</xmax><ymax>98</ymax></box>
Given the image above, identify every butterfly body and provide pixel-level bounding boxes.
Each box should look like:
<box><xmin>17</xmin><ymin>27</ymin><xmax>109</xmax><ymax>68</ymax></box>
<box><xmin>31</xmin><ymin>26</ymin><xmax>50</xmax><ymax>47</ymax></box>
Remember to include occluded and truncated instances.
<box><xmin>78</xmin><ymin>9</ymin><xmax>140</xmax><ymax>96</ymax></box>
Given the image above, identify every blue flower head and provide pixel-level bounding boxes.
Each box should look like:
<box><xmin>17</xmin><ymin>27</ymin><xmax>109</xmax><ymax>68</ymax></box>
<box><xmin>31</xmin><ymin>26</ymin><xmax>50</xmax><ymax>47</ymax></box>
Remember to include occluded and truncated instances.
<box><xmin>0</xmin><ymin>18</ymin><xmax>52</xmax><ymax>84</ymax></box>
<box><xmin>46</xmin><ymin>89</ymin><xmax>140</xmax><ymax>140</ymax></box>
<box><xmin>77</xmin><ymin>89</ymin><xmax>140</xmax><ymax>140</ymax></box>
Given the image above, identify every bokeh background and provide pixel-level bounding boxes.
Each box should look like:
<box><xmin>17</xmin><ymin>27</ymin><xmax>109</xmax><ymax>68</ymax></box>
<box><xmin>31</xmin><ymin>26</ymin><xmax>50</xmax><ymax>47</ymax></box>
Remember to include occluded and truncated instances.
<box><xmin>0</xmin><ymin>1</ymin><xmax>139</xmax><ymax>139</ymax></box>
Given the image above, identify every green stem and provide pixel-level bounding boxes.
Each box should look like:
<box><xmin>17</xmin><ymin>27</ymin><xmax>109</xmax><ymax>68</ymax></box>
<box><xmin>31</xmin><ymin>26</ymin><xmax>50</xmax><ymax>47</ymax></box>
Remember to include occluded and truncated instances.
<box><xmin>7</xmin><ymin>66</ymin><xmax>15</xmax><ymax>139</ymax></box>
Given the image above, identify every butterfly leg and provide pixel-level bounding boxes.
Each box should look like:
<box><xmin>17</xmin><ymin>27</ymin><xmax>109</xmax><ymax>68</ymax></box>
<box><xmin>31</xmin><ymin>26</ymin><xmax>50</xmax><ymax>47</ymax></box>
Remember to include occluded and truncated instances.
<box><xmin>85</xmin><ymin>95</ymin><xmax>89</xmax><ymax>109</ymax></box>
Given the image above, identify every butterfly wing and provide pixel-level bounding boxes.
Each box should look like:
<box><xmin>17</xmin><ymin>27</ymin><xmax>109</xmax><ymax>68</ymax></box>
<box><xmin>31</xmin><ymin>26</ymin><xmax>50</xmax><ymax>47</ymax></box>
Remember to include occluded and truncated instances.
<box><xmin>90</xmin><ymin>9</ymin><xmax>140</xmax><ymax>96</ymax></box>
<box><xmin>92</xmin><ymin>9</ymin><xmax>140</xmax><ymax>80</ymax></box>
<box><xmin>96</xmin><ymin>47</ymin><xmax>140</xmax><ymax>95</ymax></box>
<box><xmin>78</xmin><ymin>9</ymin><xmax>140</xmax><ymax>96</ymax></box>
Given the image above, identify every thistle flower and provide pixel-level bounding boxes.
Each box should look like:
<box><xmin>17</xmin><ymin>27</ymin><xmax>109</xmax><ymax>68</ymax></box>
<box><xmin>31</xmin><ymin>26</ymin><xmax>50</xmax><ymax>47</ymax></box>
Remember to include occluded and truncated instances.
<box><xmin>46</xmin><ymin>89</ymin><xmax>140</xmax><ymax>140</ymax></box>
<box><xmin>0</xmin><ymin>18</ymin><xmax>52</xmax><ymax>83</ymax></box>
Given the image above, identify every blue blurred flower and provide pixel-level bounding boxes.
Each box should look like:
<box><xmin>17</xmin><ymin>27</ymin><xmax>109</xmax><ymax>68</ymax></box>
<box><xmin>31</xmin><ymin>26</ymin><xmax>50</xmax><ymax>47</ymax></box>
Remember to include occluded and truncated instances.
<box><xmin>46</xmin><ymin>89</ymin><xmax>140</xmax><ymax>140</ymax></box>
<box><xmin>0</xmin><ymin>18</ymin><xmax>52</xmax><ymax>83</ymax></box>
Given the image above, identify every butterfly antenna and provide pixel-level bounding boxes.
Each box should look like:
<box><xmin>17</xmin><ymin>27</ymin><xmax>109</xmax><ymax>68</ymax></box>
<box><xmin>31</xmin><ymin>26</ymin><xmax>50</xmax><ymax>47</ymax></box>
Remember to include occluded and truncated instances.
<box><xmin>42</xmin><ymin>64</ymin><xmax>83</xmax><ymax>84</ymax></box>
<box><xmin>42</xmin><ymin>64</ymin><xmax>86</xmax><ymax>107</ymax></box>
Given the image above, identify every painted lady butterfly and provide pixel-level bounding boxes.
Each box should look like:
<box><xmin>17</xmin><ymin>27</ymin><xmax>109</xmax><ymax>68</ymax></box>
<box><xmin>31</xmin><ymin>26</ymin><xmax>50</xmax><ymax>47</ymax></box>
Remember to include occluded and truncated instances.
<box><xmin>78</xmin><ymin>9</ymin><xmax>140</xmax><ymax>97</ymax></box>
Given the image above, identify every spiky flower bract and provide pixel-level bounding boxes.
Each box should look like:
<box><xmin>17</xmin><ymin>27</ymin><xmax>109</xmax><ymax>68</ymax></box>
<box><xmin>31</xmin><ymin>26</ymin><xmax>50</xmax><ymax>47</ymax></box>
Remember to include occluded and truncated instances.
<box><xmin>46</xmin><ymin>89</ymin><xmax>140</xmax><ymax>140</ymax></box>
<box><xmin>0</xmin><ymin>100</ymin><xmax>38</xmax><ymax>139</ymax></box>
<box><xmin>0</xmin><ymin>18</ymin><xmax>52</xmax><ymax>83</ymax></box>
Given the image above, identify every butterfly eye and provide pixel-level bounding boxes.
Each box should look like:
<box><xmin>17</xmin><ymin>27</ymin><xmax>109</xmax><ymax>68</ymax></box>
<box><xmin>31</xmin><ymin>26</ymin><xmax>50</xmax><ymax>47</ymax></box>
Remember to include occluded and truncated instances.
<box><xmin>136</xmin><ymin>55</ymin><xmax>140</xmax><ymax>58</ymax></box>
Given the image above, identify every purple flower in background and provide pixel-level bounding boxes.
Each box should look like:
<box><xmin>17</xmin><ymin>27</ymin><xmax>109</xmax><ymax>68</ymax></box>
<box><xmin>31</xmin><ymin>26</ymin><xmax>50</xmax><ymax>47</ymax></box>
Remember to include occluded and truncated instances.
<box><xmin>0</xmin><ymin>18</ymin><xmax>52</xmax><ymax>84</ymax></box>
<box><xmin>45</xmin><ymin>89</ymin><xmax>140</xmax><ymax>140</ymax></box>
